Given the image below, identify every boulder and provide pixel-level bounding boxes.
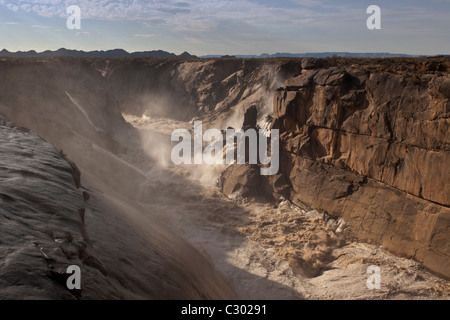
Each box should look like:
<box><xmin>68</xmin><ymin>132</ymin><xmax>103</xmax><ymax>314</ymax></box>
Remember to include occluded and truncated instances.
<box><xmin>301</xmin><ymin>58</ymin><xmax>319</xmax><ymax>70</ymax></box>
<box><xmin>220</xmin><ymin>164</ymin><xmax>291</xmax><ymax>203</ymax></box>
<box><xmin>220</xmin><ymin>164</ymin><xmax>261</xmax><ymax>200</ymax></box>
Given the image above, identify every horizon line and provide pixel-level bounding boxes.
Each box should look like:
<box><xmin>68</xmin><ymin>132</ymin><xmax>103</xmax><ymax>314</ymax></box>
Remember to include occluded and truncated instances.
<box><xmin>1</xmin><ymin>48</ymin><xmax>446</xmax><ymax>58</ymax></box>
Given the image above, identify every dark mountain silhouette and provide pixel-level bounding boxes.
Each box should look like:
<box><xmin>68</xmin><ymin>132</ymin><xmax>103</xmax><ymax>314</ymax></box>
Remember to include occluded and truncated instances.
<box><xmin>0</xmin><ymin>49</ymin><xmax>430</xmax><ymax>59</ymax></box>
<box><xmin>0</xmin><ymin>48</ymin><xmax>198</xmax><ymax>59</ymax></box>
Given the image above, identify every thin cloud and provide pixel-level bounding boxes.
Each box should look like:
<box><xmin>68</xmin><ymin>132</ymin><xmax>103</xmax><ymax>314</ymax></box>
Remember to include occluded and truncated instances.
<box><xmin>133</xmin><ymin>34</ymin><xmax>158</xmax><ymax>38</ymax></box>
<box><xmin>1</xmin><ymin>0</ymin><xmax>315</xmax><ymax>22</ymax></box>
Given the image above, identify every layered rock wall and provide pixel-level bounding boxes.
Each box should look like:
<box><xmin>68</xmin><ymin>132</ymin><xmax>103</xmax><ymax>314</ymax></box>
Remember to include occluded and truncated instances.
<box><xmin>273</xmin><ymin>64</ymin><xmax>450</xmax><ymax>278</ymax></box>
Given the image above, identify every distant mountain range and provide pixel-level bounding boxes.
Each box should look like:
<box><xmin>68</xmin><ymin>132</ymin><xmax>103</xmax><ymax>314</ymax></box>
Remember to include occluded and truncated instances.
<box><xmin>0</xmin><ymin>48</ymin><xmax>430</xmax><ymax>59</ymax></box>
<box><xmin>201</xmin><ymin>52</ymin><xmax>427</xmax><ymax>59</ymax></box>
<box><xmin>0</xmin><ymin>48</ymin><xmax>197</xmax><ymax>59</ymax></box>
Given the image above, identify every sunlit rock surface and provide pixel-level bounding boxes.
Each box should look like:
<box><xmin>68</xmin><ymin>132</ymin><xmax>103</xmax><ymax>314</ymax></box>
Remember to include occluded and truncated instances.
<box><xmin>273</xmin><ymin>66</ymin><xmax>450</xmax><ymax>278</ymax></box>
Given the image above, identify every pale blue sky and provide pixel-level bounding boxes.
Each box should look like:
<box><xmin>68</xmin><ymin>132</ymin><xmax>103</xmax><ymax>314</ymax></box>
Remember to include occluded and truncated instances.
<box><xmin>1</xmin><ymin>0</ymin><xmax>449</xmax><ymax>55</ymax></box>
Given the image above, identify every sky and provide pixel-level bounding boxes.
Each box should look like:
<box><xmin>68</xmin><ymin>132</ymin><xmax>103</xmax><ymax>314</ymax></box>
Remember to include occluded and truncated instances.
<box><xmin>0</xmin><ymin>0</ymin><xmax>449</xmax><ymax>56</ymax></box>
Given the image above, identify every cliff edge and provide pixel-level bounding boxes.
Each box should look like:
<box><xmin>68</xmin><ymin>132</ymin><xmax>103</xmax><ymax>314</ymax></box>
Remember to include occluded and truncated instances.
<box><xmin>272</xmin><ymin>59</ymin><xmax>449</xmax><ymax>278</ymax></box>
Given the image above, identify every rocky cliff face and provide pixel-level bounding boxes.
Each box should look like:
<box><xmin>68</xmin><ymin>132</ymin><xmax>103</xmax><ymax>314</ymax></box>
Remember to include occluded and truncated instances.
<box><xmin>1</xmin><ymin>56</ymin><xmax>448</xmax><ymax>293</ymax></box>
<box><xmin>272</xmin><ymin>61</ymin><xmax>450</xmax><ymax>278</ymax></box>
<box><xmin>0</xmin><ymin>119</ymin><xmax>110</xmax><ymax>299</ymax></box>
<box><xmin>105</xmin><ymin>58</ymin><xmax>295</xmax><ymax>123</ymax></box>
<box><xmin>0</xmin><ymin>57</ymin><xmax>294</xmax><ymax>149</ymax></box>
<box><xmin>0</xmin><ymin>117</ymin><xmax>236</xmax><ymax>299</ymax></box>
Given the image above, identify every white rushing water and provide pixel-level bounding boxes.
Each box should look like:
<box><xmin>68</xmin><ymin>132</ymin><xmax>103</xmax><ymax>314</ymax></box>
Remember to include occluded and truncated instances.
<box><xmin>65</xmin><ymin>91</ymin><xmax>106</xmax><ymax>133</ymax></box>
